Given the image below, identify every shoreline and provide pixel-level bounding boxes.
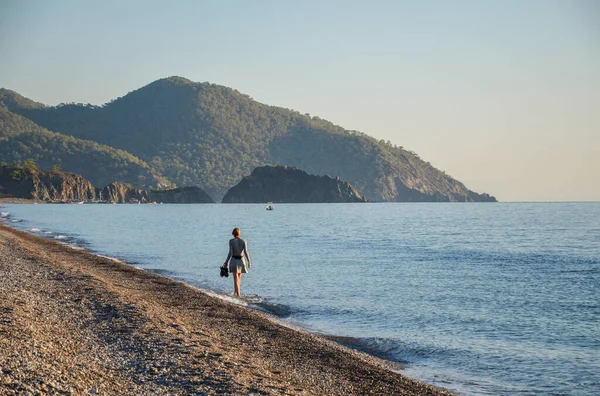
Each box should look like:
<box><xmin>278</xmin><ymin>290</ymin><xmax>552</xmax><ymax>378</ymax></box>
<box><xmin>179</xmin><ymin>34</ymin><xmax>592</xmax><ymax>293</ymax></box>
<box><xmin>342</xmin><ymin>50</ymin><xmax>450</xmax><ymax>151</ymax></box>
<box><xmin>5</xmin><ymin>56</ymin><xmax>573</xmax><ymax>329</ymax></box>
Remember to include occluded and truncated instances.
<box><xmin>0</xmin><ymin>221</ymin><xmax>453</xmax><ymax>395</ymax></box>
<box><xmin>0</xmin><ymin>198</ymin><xmax>47</xmax><ymax>204</ymax></box>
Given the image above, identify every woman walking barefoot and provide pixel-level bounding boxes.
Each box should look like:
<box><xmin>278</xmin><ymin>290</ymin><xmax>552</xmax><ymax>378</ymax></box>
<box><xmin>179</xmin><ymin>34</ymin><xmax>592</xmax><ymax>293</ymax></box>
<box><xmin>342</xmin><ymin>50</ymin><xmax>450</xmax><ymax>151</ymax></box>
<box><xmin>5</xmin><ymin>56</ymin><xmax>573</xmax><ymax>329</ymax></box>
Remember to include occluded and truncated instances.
<box><xmin>223</xmin><ymin>228</ymin><xmax>251</xmax><ymax>297</ymax></box>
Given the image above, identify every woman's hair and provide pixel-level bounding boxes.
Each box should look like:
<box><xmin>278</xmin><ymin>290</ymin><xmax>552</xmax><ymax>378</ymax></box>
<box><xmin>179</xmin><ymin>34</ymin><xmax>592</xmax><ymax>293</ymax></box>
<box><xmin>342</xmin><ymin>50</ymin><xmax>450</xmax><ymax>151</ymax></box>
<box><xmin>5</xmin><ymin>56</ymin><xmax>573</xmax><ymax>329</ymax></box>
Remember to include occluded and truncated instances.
<box><xmin>232</xmin><ymin>227</ymin><xmax>241</xmax><ymax>237</ymax></box>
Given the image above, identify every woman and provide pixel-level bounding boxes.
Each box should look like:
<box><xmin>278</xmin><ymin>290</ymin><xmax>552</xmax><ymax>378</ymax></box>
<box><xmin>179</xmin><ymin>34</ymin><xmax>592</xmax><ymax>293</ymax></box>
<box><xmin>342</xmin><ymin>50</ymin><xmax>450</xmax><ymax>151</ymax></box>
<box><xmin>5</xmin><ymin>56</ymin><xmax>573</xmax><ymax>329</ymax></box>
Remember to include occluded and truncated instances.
<box><xmin>223</xmin><ymin>227</ymin><xmax>251</xmax><ymax>297</ymax></box>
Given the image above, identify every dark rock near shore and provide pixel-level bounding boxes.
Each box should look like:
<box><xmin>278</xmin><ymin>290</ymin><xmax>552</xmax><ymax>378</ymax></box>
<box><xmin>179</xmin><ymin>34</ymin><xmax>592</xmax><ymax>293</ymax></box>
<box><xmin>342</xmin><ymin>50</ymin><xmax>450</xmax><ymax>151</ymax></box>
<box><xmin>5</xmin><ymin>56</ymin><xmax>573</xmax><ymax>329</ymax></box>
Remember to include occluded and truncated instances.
<box><xmin>149</xmin><ymin>186</ymin><xmax>214</xmax><ymax>203</ymax></box>
<box><xmin>222</xmin><ymin>165</ymin><xmax>367</xmax><ymax>203</ymax></box>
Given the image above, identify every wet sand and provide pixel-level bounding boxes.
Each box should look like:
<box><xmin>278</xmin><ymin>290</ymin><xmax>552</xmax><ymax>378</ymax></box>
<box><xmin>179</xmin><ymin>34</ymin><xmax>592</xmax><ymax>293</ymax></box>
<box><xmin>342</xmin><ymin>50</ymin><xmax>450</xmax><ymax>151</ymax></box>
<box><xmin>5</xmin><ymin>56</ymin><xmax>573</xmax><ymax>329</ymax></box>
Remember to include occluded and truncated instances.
<box><xmin>0</xmin><ymin>222</ymin><xmax>453</xmax><ymax>395</ymax></box>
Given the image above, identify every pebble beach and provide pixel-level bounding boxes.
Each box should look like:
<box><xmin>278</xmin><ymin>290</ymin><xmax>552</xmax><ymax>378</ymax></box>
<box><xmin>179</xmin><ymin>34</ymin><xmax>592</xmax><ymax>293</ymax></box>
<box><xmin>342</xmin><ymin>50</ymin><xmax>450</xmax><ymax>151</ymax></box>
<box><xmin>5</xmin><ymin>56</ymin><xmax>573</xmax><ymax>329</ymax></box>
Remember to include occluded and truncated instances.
<box><xmin>0</xmin><ymin>222</ymin><xmax>453</xmax><ymax>395</ymax></box>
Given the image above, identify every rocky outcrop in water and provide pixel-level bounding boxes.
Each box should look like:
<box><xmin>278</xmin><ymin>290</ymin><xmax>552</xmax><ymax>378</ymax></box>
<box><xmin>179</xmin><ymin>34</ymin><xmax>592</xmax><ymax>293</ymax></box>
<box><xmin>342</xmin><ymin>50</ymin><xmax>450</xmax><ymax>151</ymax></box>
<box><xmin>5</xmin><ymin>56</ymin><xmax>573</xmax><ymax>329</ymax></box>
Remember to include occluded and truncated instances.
<box><xmin>222</xmin><ymin>166</ymin><xmax>367</xmax><ymax>203</ymax></box>
<box><xmin>149</xmin><ymin>186</ymin><xmax>214</xmax><ymax>203</ymax></box>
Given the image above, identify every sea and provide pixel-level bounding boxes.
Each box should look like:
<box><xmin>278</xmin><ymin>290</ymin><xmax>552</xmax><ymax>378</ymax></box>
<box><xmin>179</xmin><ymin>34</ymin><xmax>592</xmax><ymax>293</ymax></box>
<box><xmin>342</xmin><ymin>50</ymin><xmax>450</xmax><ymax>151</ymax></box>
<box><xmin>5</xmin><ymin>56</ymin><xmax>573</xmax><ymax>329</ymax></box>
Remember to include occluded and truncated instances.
<box><xmin>1</xmin><ymin>202</ymin><xmax>598</xmax><ymax>395</ymax></box>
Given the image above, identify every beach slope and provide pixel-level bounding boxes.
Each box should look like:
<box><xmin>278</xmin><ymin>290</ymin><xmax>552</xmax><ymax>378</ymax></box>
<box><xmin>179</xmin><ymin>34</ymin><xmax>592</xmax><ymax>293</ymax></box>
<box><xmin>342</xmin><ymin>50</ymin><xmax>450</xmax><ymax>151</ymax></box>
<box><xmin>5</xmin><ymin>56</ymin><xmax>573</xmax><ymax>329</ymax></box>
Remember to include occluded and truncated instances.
<box><xmin>0</xmin><ymin>223</ymin><xmax>452</xmax><ymax>395</ymax></box>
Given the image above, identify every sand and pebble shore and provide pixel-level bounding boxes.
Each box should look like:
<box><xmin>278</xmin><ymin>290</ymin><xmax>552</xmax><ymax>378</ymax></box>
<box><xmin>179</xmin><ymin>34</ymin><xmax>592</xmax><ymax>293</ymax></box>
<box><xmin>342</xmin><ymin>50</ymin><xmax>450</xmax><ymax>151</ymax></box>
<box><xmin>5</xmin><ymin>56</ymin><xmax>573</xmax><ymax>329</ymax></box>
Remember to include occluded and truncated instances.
<box><xmin>0</xmin><ymin>222</ymin><xmax>453</xmax><ymax>395</ymax></box>
<box><xmin>0</xmin><ymin>198</ymin><xmax>46</xmax><ymax>204</ymax></box>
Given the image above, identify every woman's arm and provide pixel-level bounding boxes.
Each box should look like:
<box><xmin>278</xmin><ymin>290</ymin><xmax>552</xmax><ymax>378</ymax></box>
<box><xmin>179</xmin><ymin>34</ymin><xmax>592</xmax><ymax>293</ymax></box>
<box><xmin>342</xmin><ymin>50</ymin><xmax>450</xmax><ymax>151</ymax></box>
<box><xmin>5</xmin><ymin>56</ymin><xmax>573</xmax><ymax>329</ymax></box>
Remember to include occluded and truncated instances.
<box><xmin>244</xmin><ymin>239</ymin><xmax>251</xmax><ymax>268</ymax></box>
<box><xmin>223</xmin><ymin>240</ymin><xmax>232</xmax><ymax>266</ymax></box>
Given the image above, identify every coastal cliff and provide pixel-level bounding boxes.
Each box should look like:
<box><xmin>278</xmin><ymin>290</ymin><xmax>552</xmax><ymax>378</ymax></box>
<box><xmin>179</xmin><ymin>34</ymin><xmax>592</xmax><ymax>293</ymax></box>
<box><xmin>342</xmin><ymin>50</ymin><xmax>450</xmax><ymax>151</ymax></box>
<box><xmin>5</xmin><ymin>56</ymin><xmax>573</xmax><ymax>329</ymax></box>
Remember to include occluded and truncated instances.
<box><xmin>97</xmin><ymin>182</ymin><xmax>149</xmax><ymax>204</ymax></box>
<box><xmin>0</xmin><ymin>165</ymin><xmax>212</xmax><ymax>203</ymax></box>
<box><xmin>0</xmin><ymin>165</ymin><xmax>98</xmax><ymax>202</ymax></box>
<box><xmin>222</xmin><ymin>166</ymin><xmax>367</xmax><ymax>203</ymax></box>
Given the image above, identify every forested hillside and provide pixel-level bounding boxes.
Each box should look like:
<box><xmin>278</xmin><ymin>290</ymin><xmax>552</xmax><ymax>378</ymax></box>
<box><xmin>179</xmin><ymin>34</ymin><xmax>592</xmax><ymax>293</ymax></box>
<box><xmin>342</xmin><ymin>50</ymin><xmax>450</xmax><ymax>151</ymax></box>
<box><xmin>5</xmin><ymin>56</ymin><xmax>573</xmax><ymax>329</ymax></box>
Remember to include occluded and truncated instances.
<box><xmin>1</xmin><ymin>79</ymin><xmax>496</xmax><ymax>202</ymax></box>
<box><xmin>0</xmin><ymin>107</ymin><xmax>166</xmax><ymax>189</ymax></box>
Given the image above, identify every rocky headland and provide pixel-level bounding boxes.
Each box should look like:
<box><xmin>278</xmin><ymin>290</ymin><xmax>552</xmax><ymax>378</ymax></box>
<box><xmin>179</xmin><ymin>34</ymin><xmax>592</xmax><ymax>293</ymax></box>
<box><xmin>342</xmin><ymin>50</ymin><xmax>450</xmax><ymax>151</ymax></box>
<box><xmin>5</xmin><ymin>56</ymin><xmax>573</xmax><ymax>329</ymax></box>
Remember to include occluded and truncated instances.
<box><xmin>222</xmin><ymin>165</ymin><xmax>368</xmax><ymax>203</ymax></box>
<box><xmin>0</xmin><ymin>164</ymin><xmax>97</xmax><ymax>202</ymax></box>
<box><xmin>0</xmin><ymin>165</ymin><xmax>213</xmax><ymax>203</ymax></box>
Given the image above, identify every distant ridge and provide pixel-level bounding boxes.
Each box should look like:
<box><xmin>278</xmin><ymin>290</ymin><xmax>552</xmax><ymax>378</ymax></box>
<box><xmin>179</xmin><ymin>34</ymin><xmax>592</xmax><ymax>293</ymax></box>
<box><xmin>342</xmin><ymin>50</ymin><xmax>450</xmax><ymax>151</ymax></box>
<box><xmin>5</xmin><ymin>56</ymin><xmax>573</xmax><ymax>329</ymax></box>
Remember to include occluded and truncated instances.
<box><xmin>0</xmin><ymin>78</ymin><xmax>496</xmax><ymax>202</ymax></box>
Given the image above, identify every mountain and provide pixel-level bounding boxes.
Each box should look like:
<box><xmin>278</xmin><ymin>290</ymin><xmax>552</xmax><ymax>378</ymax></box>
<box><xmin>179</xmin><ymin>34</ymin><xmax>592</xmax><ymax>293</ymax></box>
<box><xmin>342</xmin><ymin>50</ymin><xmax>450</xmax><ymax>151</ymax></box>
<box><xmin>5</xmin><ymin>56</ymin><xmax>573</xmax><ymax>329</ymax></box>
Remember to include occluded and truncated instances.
<box><xmin>0</xmin><ymin>106</ymin><xmax>167</xmax><ymax>189</ymax></box>
<box><xmin>222</xmin><ymin>165</ymin><xmax>367</xmax><ymax>203</ymax></box>
<box><xmin>1</xmin><ymin>79</ymin><xmax>496</xmax><ymax>202</ymax></box>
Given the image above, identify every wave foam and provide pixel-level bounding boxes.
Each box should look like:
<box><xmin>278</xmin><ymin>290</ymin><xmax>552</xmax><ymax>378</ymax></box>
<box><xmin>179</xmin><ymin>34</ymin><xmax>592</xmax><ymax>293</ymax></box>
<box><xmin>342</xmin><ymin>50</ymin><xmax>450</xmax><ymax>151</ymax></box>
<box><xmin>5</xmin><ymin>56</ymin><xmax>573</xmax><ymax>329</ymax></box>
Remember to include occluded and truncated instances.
<box><xmin>203</xmin><ymin>290</ymin><xmax>250</xmax><ymax>307</ymax></box>
<box><xmin>96</xmin><ymin>255</ymin><xmax>123</xmax><ymax>263</ymax></box>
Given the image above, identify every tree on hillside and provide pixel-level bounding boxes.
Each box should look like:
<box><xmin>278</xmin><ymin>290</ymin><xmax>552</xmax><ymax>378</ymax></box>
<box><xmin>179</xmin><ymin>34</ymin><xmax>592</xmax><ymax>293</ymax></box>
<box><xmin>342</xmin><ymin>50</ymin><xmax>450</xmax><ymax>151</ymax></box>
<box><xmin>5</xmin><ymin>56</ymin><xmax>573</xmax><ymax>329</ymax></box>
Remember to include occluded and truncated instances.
<box><xmin>22</xmin><ymin>158</ymin><xmax>38</xmax><ymax>171</ymax></box>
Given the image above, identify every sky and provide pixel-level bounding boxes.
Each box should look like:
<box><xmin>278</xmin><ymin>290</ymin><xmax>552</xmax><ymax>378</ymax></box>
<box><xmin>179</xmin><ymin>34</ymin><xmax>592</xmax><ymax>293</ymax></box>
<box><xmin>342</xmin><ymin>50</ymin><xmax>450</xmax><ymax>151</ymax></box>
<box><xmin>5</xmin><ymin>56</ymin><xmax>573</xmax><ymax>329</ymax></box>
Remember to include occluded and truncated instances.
<box><xmin>1</xmin><ymin>0</ymin><xmax>598</xmax><ymax>201</ymax></box>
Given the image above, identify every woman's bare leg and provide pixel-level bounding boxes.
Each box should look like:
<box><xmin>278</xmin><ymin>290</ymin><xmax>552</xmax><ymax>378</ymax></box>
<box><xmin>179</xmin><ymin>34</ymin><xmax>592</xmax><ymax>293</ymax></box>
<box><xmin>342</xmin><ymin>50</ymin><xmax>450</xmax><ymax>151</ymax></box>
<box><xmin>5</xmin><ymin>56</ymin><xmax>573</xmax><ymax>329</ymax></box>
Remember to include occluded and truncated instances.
<box><xmin>233</xmin><ymin>273</ymin><xmax>238</xmax><ymax>296</ymax></box>
<box><xmin>233</xmin><ymin>273</ymin><xmax>242</xmax><ymax>296</ymax></box>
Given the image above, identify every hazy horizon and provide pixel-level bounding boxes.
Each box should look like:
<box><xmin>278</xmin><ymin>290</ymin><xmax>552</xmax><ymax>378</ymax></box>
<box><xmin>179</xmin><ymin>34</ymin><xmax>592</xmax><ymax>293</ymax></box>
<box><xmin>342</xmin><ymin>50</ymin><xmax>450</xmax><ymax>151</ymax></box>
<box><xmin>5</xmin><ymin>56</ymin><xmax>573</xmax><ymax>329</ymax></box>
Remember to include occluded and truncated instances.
<box><xmin>1</xmin><ymin>0</ymin><xmax>598</xmax><ymax>201</ymax></box>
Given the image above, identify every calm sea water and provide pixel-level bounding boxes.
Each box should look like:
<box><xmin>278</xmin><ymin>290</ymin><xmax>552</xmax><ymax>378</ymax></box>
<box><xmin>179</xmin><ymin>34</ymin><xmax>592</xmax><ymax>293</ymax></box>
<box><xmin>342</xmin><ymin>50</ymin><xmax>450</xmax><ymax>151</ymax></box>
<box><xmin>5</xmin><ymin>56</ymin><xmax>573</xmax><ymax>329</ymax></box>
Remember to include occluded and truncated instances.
<box><xmin>1</xmin><ymin>203</ymin><xmax>599</xmax><ymax>395</ymax></box>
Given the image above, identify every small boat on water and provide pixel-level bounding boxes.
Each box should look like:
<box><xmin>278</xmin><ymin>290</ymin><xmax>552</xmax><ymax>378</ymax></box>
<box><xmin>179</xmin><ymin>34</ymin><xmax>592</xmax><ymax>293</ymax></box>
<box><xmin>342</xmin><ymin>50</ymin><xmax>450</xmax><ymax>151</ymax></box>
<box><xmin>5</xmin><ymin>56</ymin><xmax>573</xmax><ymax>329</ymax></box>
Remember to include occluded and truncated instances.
<box><xmin>266</xmin><ymin>202</ymin><xmax>274</xmax><ymax>211</ymax></box>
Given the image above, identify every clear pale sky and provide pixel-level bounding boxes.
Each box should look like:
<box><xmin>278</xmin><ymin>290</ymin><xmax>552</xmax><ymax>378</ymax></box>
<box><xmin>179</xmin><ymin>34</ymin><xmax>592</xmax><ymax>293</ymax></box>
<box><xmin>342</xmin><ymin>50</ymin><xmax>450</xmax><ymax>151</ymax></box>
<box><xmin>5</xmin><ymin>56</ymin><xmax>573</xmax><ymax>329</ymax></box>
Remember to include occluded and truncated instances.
<box><xmin>1</xmin><ymin>0</ymin><xmax>598</xmax><ymax>201</ymax></box>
